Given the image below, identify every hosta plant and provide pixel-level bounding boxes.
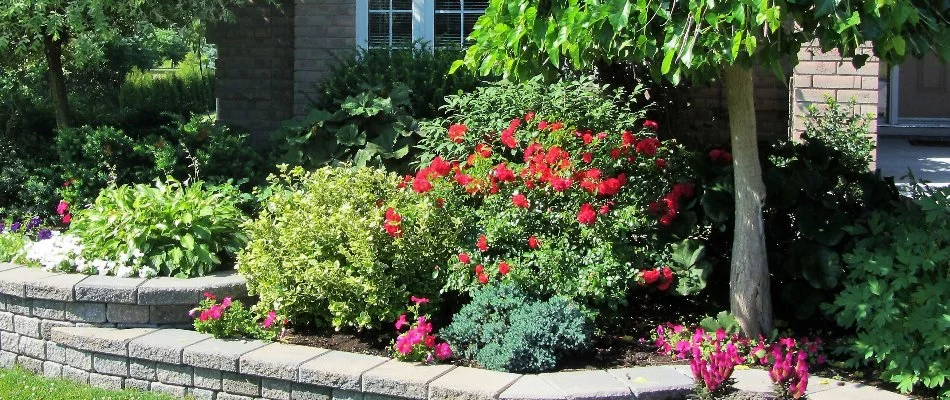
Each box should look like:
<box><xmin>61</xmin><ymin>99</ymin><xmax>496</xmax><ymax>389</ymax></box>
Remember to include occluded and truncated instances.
<box><xmin>69</xmin><ymin>179</ymin><xmax>246</xmax><ymax>278</ymax></box>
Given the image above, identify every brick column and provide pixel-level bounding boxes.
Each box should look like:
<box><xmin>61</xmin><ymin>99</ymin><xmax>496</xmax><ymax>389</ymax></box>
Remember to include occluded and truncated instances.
<box><xmin>293</xmin><ymin>0</ymin><xmax>357</xmax><ymax>116</ymax></box>
<box><xmin>791</xmin><ymin>43</ymin><xmax>880</xmax><ymax>167</ymax></box>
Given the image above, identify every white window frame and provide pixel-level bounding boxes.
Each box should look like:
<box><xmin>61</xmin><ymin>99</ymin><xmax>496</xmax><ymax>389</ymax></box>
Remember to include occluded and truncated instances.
<box><xmin>355</xmin><ymin>0</ymin><xmax>483</xmax><ymax>48</ymax></box>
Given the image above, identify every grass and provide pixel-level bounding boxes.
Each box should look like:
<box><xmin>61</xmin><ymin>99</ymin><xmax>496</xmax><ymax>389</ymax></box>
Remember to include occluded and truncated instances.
<box><xmin>0</xmin><ymin>366</ymin><xmax>179</xmax><ymax>400</ymax></box>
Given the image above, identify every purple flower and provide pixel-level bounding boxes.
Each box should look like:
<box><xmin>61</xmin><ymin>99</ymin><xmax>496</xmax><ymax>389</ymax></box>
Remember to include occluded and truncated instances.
<box><xmin>26</xmin><ymin>217</ymin><xmax>41</xmax><ymax>231</ymax></box>
<box><xmin>0</xmin><ymin>221</ymin><xmax>5</xmax><ymax>233</ymax></box>
<box><xmin>38</xmin><ymin>230</ymin><xmax>52</xmax><ymax>240</ymax></box>
<box><xmin>10</xmin><ymin>221</ymin><xmax>21</xmax><ymax>233</ymax></box>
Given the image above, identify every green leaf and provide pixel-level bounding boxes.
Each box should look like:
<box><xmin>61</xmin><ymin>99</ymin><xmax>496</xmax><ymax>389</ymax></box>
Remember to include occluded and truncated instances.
<box><xmin>661</xmin><ymin>48</ymin><xmax>675</xmax><ymax>74</ymax></box>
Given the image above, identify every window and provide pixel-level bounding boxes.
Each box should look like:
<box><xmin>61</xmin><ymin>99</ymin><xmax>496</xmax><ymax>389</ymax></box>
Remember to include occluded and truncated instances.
<box><xmin>356</xmin><ymin>0</ymin><xmax>487</xmax><ymax>48</ymax></box>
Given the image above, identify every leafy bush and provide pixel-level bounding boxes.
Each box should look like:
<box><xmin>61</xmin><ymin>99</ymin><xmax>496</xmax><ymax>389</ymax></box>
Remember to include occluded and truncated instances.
<box><xmin>271</xmin><ymin>85</ymin><xmax>418</xmax><ymax>173</ymax></box>
<box><xmin>0</xmin><ymin>140</ymin><xmax>59</xmax><ymax>219</ymax></box>
<box><xmin>69</xmin><ymin>179</ymin><xmax>246</xmax><ymax>278</ymax></box>
<box><xmin>441</xmin><ymin>282</ymin><xmax>591</xmax><ymax>373</ymax></box>
<box><xmin>802</xmin><ymin>97</ymin><xmax>875</xmax><ymax>172</ymax></box>
<box><xmin>410</xmin><ymin>89</ymin><xmax>708</xmax><ymax>313</ymax></box>
<box><xmin>118</xmin><ymin>54</ymin><xmax>214</xmax><ymax>127</ymax></box>
<box><xmin>314</xmin><ymin>44</ymin><xmax>482</xmax><ymax>120</ymax></box>
<box><xmin>826</xmin><ymin>186</ymin><xmax>950</xmax><ymax>397</ymax></box>
<box><xmin>0</xmin><ymin>225</ymin><xmax>29</xmax><ymax>264</ymax></box>
<box><xmin>237</xmin><ymin>166</ymin><xmax>464</xmax><ymax>329</ymax></box>
<box><xmin>192</xmin><ymin>292</ymin><xmax>286</xmax><ymax>341</ymax></box>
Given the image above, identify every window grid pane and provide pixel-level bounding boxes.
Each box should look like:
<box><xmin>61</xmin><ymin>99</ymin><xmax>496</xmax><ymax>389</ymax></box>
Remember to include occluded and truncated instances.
<box><xmin>434</xmin><ymin>0</ymin><xmax>486</xmax><ymax>47</ymax></box>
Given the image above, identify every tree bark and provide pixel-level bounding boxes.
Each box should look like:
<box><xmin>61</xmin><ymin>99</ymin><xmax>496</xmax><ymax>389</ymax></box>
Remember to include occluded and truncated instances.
<box><xmin>43</xmin><ymin>34</ymin><xmax>70</xmax><ymax>130</ymax></box>
<box><xmin>723</xmin><ymin>65</ymin><xmax>772</xmax><ymax>338</ymax></box>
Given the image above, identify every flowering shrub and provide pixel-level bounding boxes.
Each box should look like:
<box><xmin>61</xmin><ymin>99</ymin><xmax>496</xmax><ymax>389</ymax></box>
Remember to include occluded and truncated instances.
<box><xmin>441</xmin><ymin>282</ymin><xmax>591</xmax><ymax>373</ymax></box>
<box><xmin>238</xmin><ymin>166</ymin><xmax>465</xmax><ymax>329</ymax></box>
<box><xmin>768</xmin><ymin>339</ymin><xmax>810</xmax><ymax>400</ymax></box>
<box><xmin>687</xmin><ymin>328</ymin><xmax>743</xmax><ymax>399</ymax></box>
<box><xmin>408</xmin><ymin>112</ymin><xmax>708</xmax><ymax>313</ymax></box>
<box><xmin>390</xmin><ymin>296</ymin><xmax>452</xmax><ymax>363</ymax></box>
<box><xmin>826</xmin><ymin>185</ymin><xmax>950</xmax><ymax>397</ymax></box>
<box><xmin>191</xmin><ymin>292</ymin><xmax>286</xmax><ymax>341</ymax></box>
<box><xmin>68</xmin><ymin>179</ymin><xmax>246</xmax><ymax>278</ymax></box>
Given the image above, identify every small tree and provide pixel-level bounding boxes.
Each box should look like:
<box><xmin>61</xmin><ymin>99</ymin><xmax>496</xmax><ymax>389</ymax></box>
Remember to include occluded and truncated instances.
<box><xmin>0</xmin><ymin>0</ymin><xmax>250</xmax><ymax>129</ymax></box>
<box><xmin>454</xmin><ymin>0</ymin><xmax>948</xmax><ymax>336</ymax></box>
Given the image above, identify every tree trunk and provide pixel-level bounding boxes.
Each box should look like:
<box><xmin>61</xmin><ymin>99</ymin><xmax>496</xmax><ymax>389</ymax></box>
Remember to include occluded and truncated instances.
<box><xmin>723</xmin><ymin>65</ymin><xmax>772</xmax><ymax>338</ymax></box>
<box><xmin>43</xmin><ymin>34</ymin><xmax>70</xmax><ymax>130</ymax></box>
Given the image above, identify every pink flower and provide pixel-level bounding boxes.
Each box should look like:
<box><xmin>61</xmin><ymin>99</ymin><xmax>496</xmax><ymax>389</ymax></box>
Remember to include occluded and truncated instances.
<box><xmin>56</xmin><ymin>200</ymin><xmax>69</xmax><ymax>215</ymax></box>
<box><xmin>395</xmin><ymin>334</ymin><xmax>414</xmax><ymax>354</ymax></box>
<box><xmin>207</xmin><ymin>305</ymin><xmax>223</xmax><ymax>320</ymax></box>
<box><xmin>262</xmin><ymin>311</ymin><xmax>277</xmax><ymax>328</ymax></box>
<box><xmin>434</xmin><ymin>342</ymin><xmax>453</xmax><ymax>361</ymax></box>
<box><xmin>221</xmin><ymin>297</ymin><xmax>232</xmax><ymax>308</ymax></box>
<box><xmin>62</xmin><ymin>214</ymin><xmax>72</xmax><ymax>224</ymax></box>
<box><xmin>203</xmin><ymin>292</ymin><xmax>216</xmax><ymax>300</ymax></box>
<box><xmin>395</xmin><ymin>314</ymin><xmax>408</xmax><ymax>330</ymax></box>
<box><xmin>550</xmin><ymin>177</ymin><xmax>572</xmax><ymax>191</ymax></box>
<box><xmin>494</xmin><ymin>163</ymin><xmax>516</xmax><ymax>182</ymax></box>
<box><xmin>410</xmin><ymin>296</ymin><xmax>429</xmax><ymax>306</ymax></box>
<box><xmin>199</xmin><ymin>311</ymin><xmax>210</xmax><ymax>322</ymax></box>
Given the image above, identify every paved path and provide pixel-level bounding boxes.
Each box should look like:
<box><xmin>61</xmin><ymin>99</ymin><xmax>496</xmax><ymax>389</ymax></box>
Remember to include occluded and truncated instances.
<box><xmin>877</xmin><ymin>136</ymin><xmax>950</xmax><ymax>187</ymax></box>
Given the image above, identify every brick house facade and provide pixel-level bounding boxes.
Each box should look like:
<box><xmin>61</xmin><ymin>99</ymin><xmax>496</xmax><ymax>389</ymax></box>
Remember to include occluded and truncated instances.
<box><xmin>209</xmin><ymin>1</ymin><xmax>895</xmax><ymax>152</ymax></box>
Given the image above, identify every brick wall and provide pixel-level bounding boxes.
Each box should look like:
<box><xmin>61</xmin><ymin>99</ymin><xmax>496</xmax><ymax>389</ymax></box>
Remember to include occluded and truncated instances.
<box><xmin>293</xmin><ymin>0</ymin><xmax>357</xmax><ymax>116</ymax></box>
<box><xmin>208</xmin><ymin>0</ymin><xmax>296</xmax><ymax>139</ymax></box>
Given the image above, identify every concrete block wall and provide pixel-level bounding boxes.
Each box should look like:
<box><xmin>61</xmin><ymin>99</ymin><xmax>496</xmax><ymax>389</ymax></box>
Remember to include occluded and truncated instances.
<box><xmin>293</xmin><ymin>0</ymin><xmax>357</xmax><ymax>116</ymax></box>
<box><xmin>209</xmin><ymin>0</ymin><xmax>297</xmax><ymax>139</ymax></box>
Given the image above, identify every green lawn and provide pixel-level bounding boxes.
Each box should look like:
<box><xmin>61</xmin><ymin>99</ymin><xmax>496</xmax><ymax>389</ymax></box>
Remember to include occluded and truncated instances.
<box><xmin>0</xmin><ymin>367</ymin><xmax>179</xmax><ymax>400</ymax></box>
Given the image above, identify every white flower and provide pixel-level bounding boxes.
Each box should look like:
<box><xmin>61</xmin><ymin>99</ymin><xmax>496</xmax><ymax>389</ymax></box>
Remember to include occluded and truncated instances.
<box><xmin>115</xmin><ymin>266</ymin><xmax>134</xmax><ymax>278</ymax></box>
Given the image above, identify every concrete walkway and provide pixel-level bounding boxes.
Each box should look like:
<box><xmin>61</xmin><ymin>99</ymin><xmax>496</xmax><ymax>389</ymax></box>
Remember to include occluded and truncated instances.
<box><xmin>672</xmin><ymin>365</ymin><xmax>911</xmax><ymax>399</ymax></box>
<box><xmin>877</xmin><ymin>136</ymin><xmax>950</xmax><ymax>187</ymax></box>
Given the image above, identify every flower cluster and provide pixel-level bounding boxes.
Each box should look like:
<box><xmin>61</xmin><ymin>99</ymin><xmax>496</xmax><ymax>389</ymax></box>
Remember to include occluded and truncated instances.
<box><xmin>191</xmin><ymin>292</ymin><xmax>287</xmax><ymax>341</ymax></box>
<box><xmin>456</xmin><ymin>246</ymin><xmax>512</xmax><ymax>285</ymax></box>
<box><xmin>383</xmin><ymin>207</ymin><xmax>403</xmax><ymax>238</ymax></box>
<box><xmin>767</xmin><ymin>339</ymin><xmax>810</xmax><ymax>399</ymax></box>
<box><xmin>391</xmin><ymin>296</ymin><xmax>452</xmax><ymax>363</ymax></box>
<box><xmin>56</xmin><ymin>200</ymin><xmax>72</xmax><ymax>224</ymax></box>
<box><xmin>640</xmin><ymin>266</ymin><xmax>674</xmax><ymax>291</ymax></box>
<box><xmin>688</xmin><ymin>328</ymin><xmax>744</xmax><ymax>399</ymax></box>
<box><xmin>648</xmin><ymin>183</ymin><xmax>695</xmax><ymax>226</ymax></box>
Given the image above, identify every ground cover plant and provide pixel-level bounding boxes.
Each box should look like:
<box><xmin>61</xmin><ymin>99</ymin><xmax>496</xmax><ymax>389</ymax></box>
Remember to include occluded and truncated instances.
<box><xmin>0</xmin><ymin>366</ymin><xmax>178</xmax><ymax>399</ymax></box>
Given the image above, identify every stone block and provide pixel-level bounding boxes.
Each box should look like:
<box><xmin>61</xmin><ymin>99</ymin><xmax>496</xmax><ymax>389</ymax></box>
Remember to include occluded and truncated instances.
<box><xmin>189</xmin><ymin>388</ymin><xmax>217</xmax><ymax>400</ymax></box>
<box><xmin>156</xmin><ymin>362</ymin><xmax>193</xmax><ymax>386</ymax></box>
<box><xmin>31</xmin><ymin>299</ymin><xmax>66</xmax><ymax>319</ymax></box>
<box><xmin>223</xmin><ymin>371</ymin><xmax>262</xmax><ymax>397</ymax></box>
<box><xmin>40</xmin><ymin>320</ymin><xmax>72</xmax><ymax>340</ymax></box>
<box><xmin>183</xmin><ymin>337</ymin><xmax>268</xmax><ymax>372</ymax></box>
<box><xmin>361</xmin><ymin>360</ymin><xmax>455</xmax><ymax>400</ymax></box>
<box><xmin>241</xmin><ymin>342</ymin><xmax>329</xmax><ymax>381</ymax></box>
<box><xmin>106</xmin><ymin>303</ymin><xmax>150</xmax><ymax>324</ymax></box>
<box><xmin>429</xmin><ymin>366</ymin><xmax>521</xmax><ymax>400</ymax></box>
<box><xmin>500</xmin><ymin>375</ymin><xmax>565</xmax><ymax>400</ymax></box>
<box><xmin>298</xmin><ymin>350</ymin><xmax>386</xmax><ymax>391</ymax></box>
<box><xmin>148</xmin><ymin>304</ymin><xmax>193</xmax><ymax>324</ymax></box>
<box><xmin>608</xmin><ymin>366</ymin><xmax>694</xmax><ymax>400</ymax></box>
<box><xmin>290</xmin><ymin>383</ymin><xmax>332</xmax><ymax>400</ymax></box>
<box><xmin>6</xmin><ymin>296</ymin><xmax>30</xmax><ymax>315</ymax></box>
<box><xmin>137</xmin><ymin>271</ymin><xmax>248</xmax><ymax>305</ymax></box>
<box><xmin>16</xmin><ymin>355</ymin><xmax>43</xmax><ymax>373</ymax></box>
<box><xmin>539</xmin><ymin>370</ymin><xmax>634</xmax><ymax>399</ymax></box>
<box><xmin>331</xmin><ymin>389</ymin><xmax>364</xmax><ymax>400</ymax></box>
<box><xmin>74</xmin><ymin>275</ymin><xmax>145</xmax><ymax>304</ymax></box>
<box><xmin>218</xmin><ymin>393</ymin><xmax>256</xmax><ymax>400</ymax></box>
<box><xmin>25</xmin><ymin>273</ymin><xmax>88</xmax><ymax>301</ymax></box>
<box><xmin>51</xmin><ymin>327</ymin><xmax>155</xmax><ymax>356</ymax></box>
<box><xmin>46</xmin><ymin>341</ymin><xmax>66</xmax><ymax>363</ymax></box>
<box><xmin>65</xmin><ymin>302</ymin><xmax>107</xmax><ymax>323</ymax></box>
<box><xmin>263</xmin><ymin>378</ymin><xmax>292</xmax><ymax>400</ymax></box>
<box><xmin>0</xmin><ymin>311</ymin><xmax>13</xmax><ymax>330</ymax></box>
<box><xmin>125</xmin><ymin>378</ymin><xmax>150</xmax><ymax>391</ymax></box>
<box><xmin>0</xmin><ymin>351</ymin><xmax>14</xmax><ymax>368</ymax></box>
<box><xmin>129</xmin><ymin>358</ymin><xmax>156</xmax><ymax>380</ymax></box>
<box><xmin>89</xmin><ymin>372</ymin><xmax>124</xmax><ymax>390</ymax></box>
<box><xmin>64</xmin><ymin>346</ymin><xmax>92</xmax><ymax>369</ymax></box>
<box><xmin>194</xmin><ymin>367</ymin><xmax>223</xmax><ymax>390</ymax></box>
<box><xmin>130</xmin><ymin>329</ymin><xmax>209</xmax><ymax>363</ymax></box>
<box><xmin>18</xmin><ymin>336</ymin><xmax>46</xmax><ymax>359</ymax></box>
<box><xmin>0</xmin><ymin>263</ymin><xmax>22</xmax><ymax>273</ymax></box>
<box><xmin>0</xmin><ymin>331</ymin><xmax>19</xmax><ymax>352</ymax></box>
<box><xmin>13</xmin><ymin>315</ymin><xmax>41</xmax><ymax>338</ymax></box>
<box><xmin>43</xmin><ymin>361</ymin><xmax>63</xmax><ymax>378</ymax></box>
<box><xmin>62</xmin><ymin>365</ymin><xmax>90</xmax><ymax>384</ymax></box>
<box><xmin>151</xmin><ymin>382</ymin><xmax>188</xmax><ymax>398</ymax></box>
<box><xmin>0</xmin><ymin>268</ymin><xmax>60</xmax><ymax>297</ymax></box>
<box><xmin>92</xmin><ymin>353</ymin><xmax>129</xmax><ymax>376</ymax></box>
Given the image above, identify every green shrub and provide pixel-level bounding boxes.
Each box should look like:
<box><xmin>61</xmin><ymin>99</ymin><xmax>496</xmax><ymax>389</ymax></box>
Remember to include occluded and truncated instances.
<box><xmin>825</xmin><ymin>186</ymin><xmax>950</xmax><ymax>397</ymax></box>
<box><xmin>118</xmin><ymin>54</ymin><xmax>214</xmax><ymax>127</ymax></box>
<box><xmin>802</xmin><ymin>97</ymin><xmax>876</xmax><ymax>172</ymax></box>
<box><xmin>0</xmin><ymin>229</ymin><xmax>28</xmax><ymax>264</ymax></box>
<box><xmin>270</xmin><ymin>85</ymin><xmax>418</xmax><ymax>173</ymax></box>
<box><xmin>441</xmin><ymin>282</ymin><xmax>592</xmax><ymax>373</ymax></box>
<box><xmin>237</xmin><ymin>166</ymin><xmax>464</xmax><ymax>329</ymax></box>
<box><xmin>314</xmin><ymin>44</ymin><xmax>482</xmax><ymax>120</ymax></box>
<box><xmin>70</xmin><ymin>179</ymin><xmax>246</xmax><ymax>278</ymax></box>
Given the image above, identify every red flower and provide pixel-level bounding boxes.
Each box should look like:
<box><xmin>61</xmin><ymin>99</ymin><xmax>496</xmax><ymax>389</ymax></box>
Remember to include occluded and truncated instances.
<box><xmin>448</xmin><ymin>124</ymin><xmax>467</xmax><ymax>143</ymax></box>
<box><xmin>581</xmin><ymin>132</ymin><xmax>593</xmax><ymax>145</ymax></box>
<box><xmin>550</xmin><ymin>122</ymin><xmax>563</xmax><ymax>131</ymax></box>
<box><xmin>512</xmin><ymin>193</ymin><xmax>530</xmax><ymax>208</ymax></box>
<box><xmin>498</xmin><ymin>262</ymin><xmax>510</xmax><ymax>275</ymax></box>
<box><xmin>709</xmin><ymin>149</ymin><xmax>733</xmax><ymax>163</ymax></box>
<box><xmin>477</xmin><ymin>273</ymin><xmax>489</xmax><ymax>284</ymax></box>
<box><xmin>549</xmin><ymin>177</ymin><xmax>571</xmax><ymax>192</ymax></box>
<box><xmin>656</xmin><ymin>158</ymin><xmax>667</xmax><ymax>169</ymax></box>
<box><xmin>582</xmin><ymin>152</ymin><xmax>593</xmax><ymax>164</ymax></box>
<box><xmin>538</xmin><ymin>121</ymin><xmax>548</xmax><ymax>130</ymax></box>
<box><xmin>528</xmin><ymin>236</ymin><xmax>539</xmax><ymax>249</ymax></box>
<box><xmin>657</xmin><ymin>267</ymin><xmax>674</xmax><ymax>291</ymax></box>
<box><xmin>384</xmin><ymin>208</ymin><xmax>403</xmax><ymax>238</ymax></box>
<box><xmin>671</xmin><ymin>183</ymin><xmax>695</xmax><ymax>199</ymax></box>
<box><xmin>643</xmin><ymin>120</ymin><xmax>659</xmax><ymax>131</ymax></box>
<box><xmin>525</xmin><ymin>111</ymin><xmax>536</xmax><ymax>121</ymax></box>
<box><xmin>648</xmin><ymin>201</ymin><xmax>663</xmax><ymax>215</ymax></box>
<box><xmin>596</xmin><ymin>132</ymin><xmax>608</xmax><ymax>140</ymax></box>
<box><xmin>475</xmin><ymin>264</ymin><xmax>484</xmax><ymax>274</ymax></box>
<box><xmin>458</xmin><ymin>253</ymin><xmax>471</xmax><ymax>264</ymax></box>
<box><xmin>494</xmin><ymin>163</ymin><xmax>516</xmax><ymax>182</ymax></box>
<box><xmin>597</xmin><ymin>177</ymin><xmax>623</xmax><ymax>197</ymax></box>
<box><xmin>610</xmin><ymin>148</ymin><xmax>621</xmax><ymax>159</ymax></box>
<box><xmin>412</xmin><ymin>169</ymin><xmax>434</xmax><ymax>193</ymax></box>
<box><xmin>477</xmin><ymin>235</ymin><xmax>489</xmax><ymax>252</ymax></box>
<box><xmin>599</xmin><ymin>204</ymin><xmax>610</xmax><ymax>215</ymax></box>
<box><xmin>636</xmin><ymin>137</ymin><xmax>661</xmax><ymax>156</ymax></box>
<box><xmin>429</xmin><ymin>156</ymin><xmax>452</xmax><ymax>177</ymax></box>
<box><xmin>622</xmin><ymin>131</ymin><xmax>636</xmax><ymax>147</ymax></box>
<box><xmin>62</xmin><ymin>214</ymin><xmax>72</xmax><ymax>224</ymax></box>
<box><xmin>500</xmin><ymin>128</ymin><xmax>517</xmax><ymax>148</ymax></box>
<box><xmin>203</xmin><ymin>292</ymin><xmax>216</xmax><ymax>300</ymax></box>
<box><xmin>476</xmin><ymin>143</ymin><xmax>492</xmax><ymax>158</ymax></box>
<box><xmin>577</xmin><ymin>203</ymin><xmax>597</xmax><ymax>226</ymax></box>
<box><xmin>435</xmin><ymin>198</ymin><xmax>445</xmax><ymax>208</ymax></box>
<box><xmin>642</xmin><ymin>269</ymin><xmax>660</xmax><ymax>285</ymax></box>
<box><xmin>659</xmin><ymin>214</ymin><xmax>675</xmax><ymax>226</ymax></box>
<box><xmin>455</xmin><ymin>172</ymin><xmax>473</xmax><ymax>187</ymax></box>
